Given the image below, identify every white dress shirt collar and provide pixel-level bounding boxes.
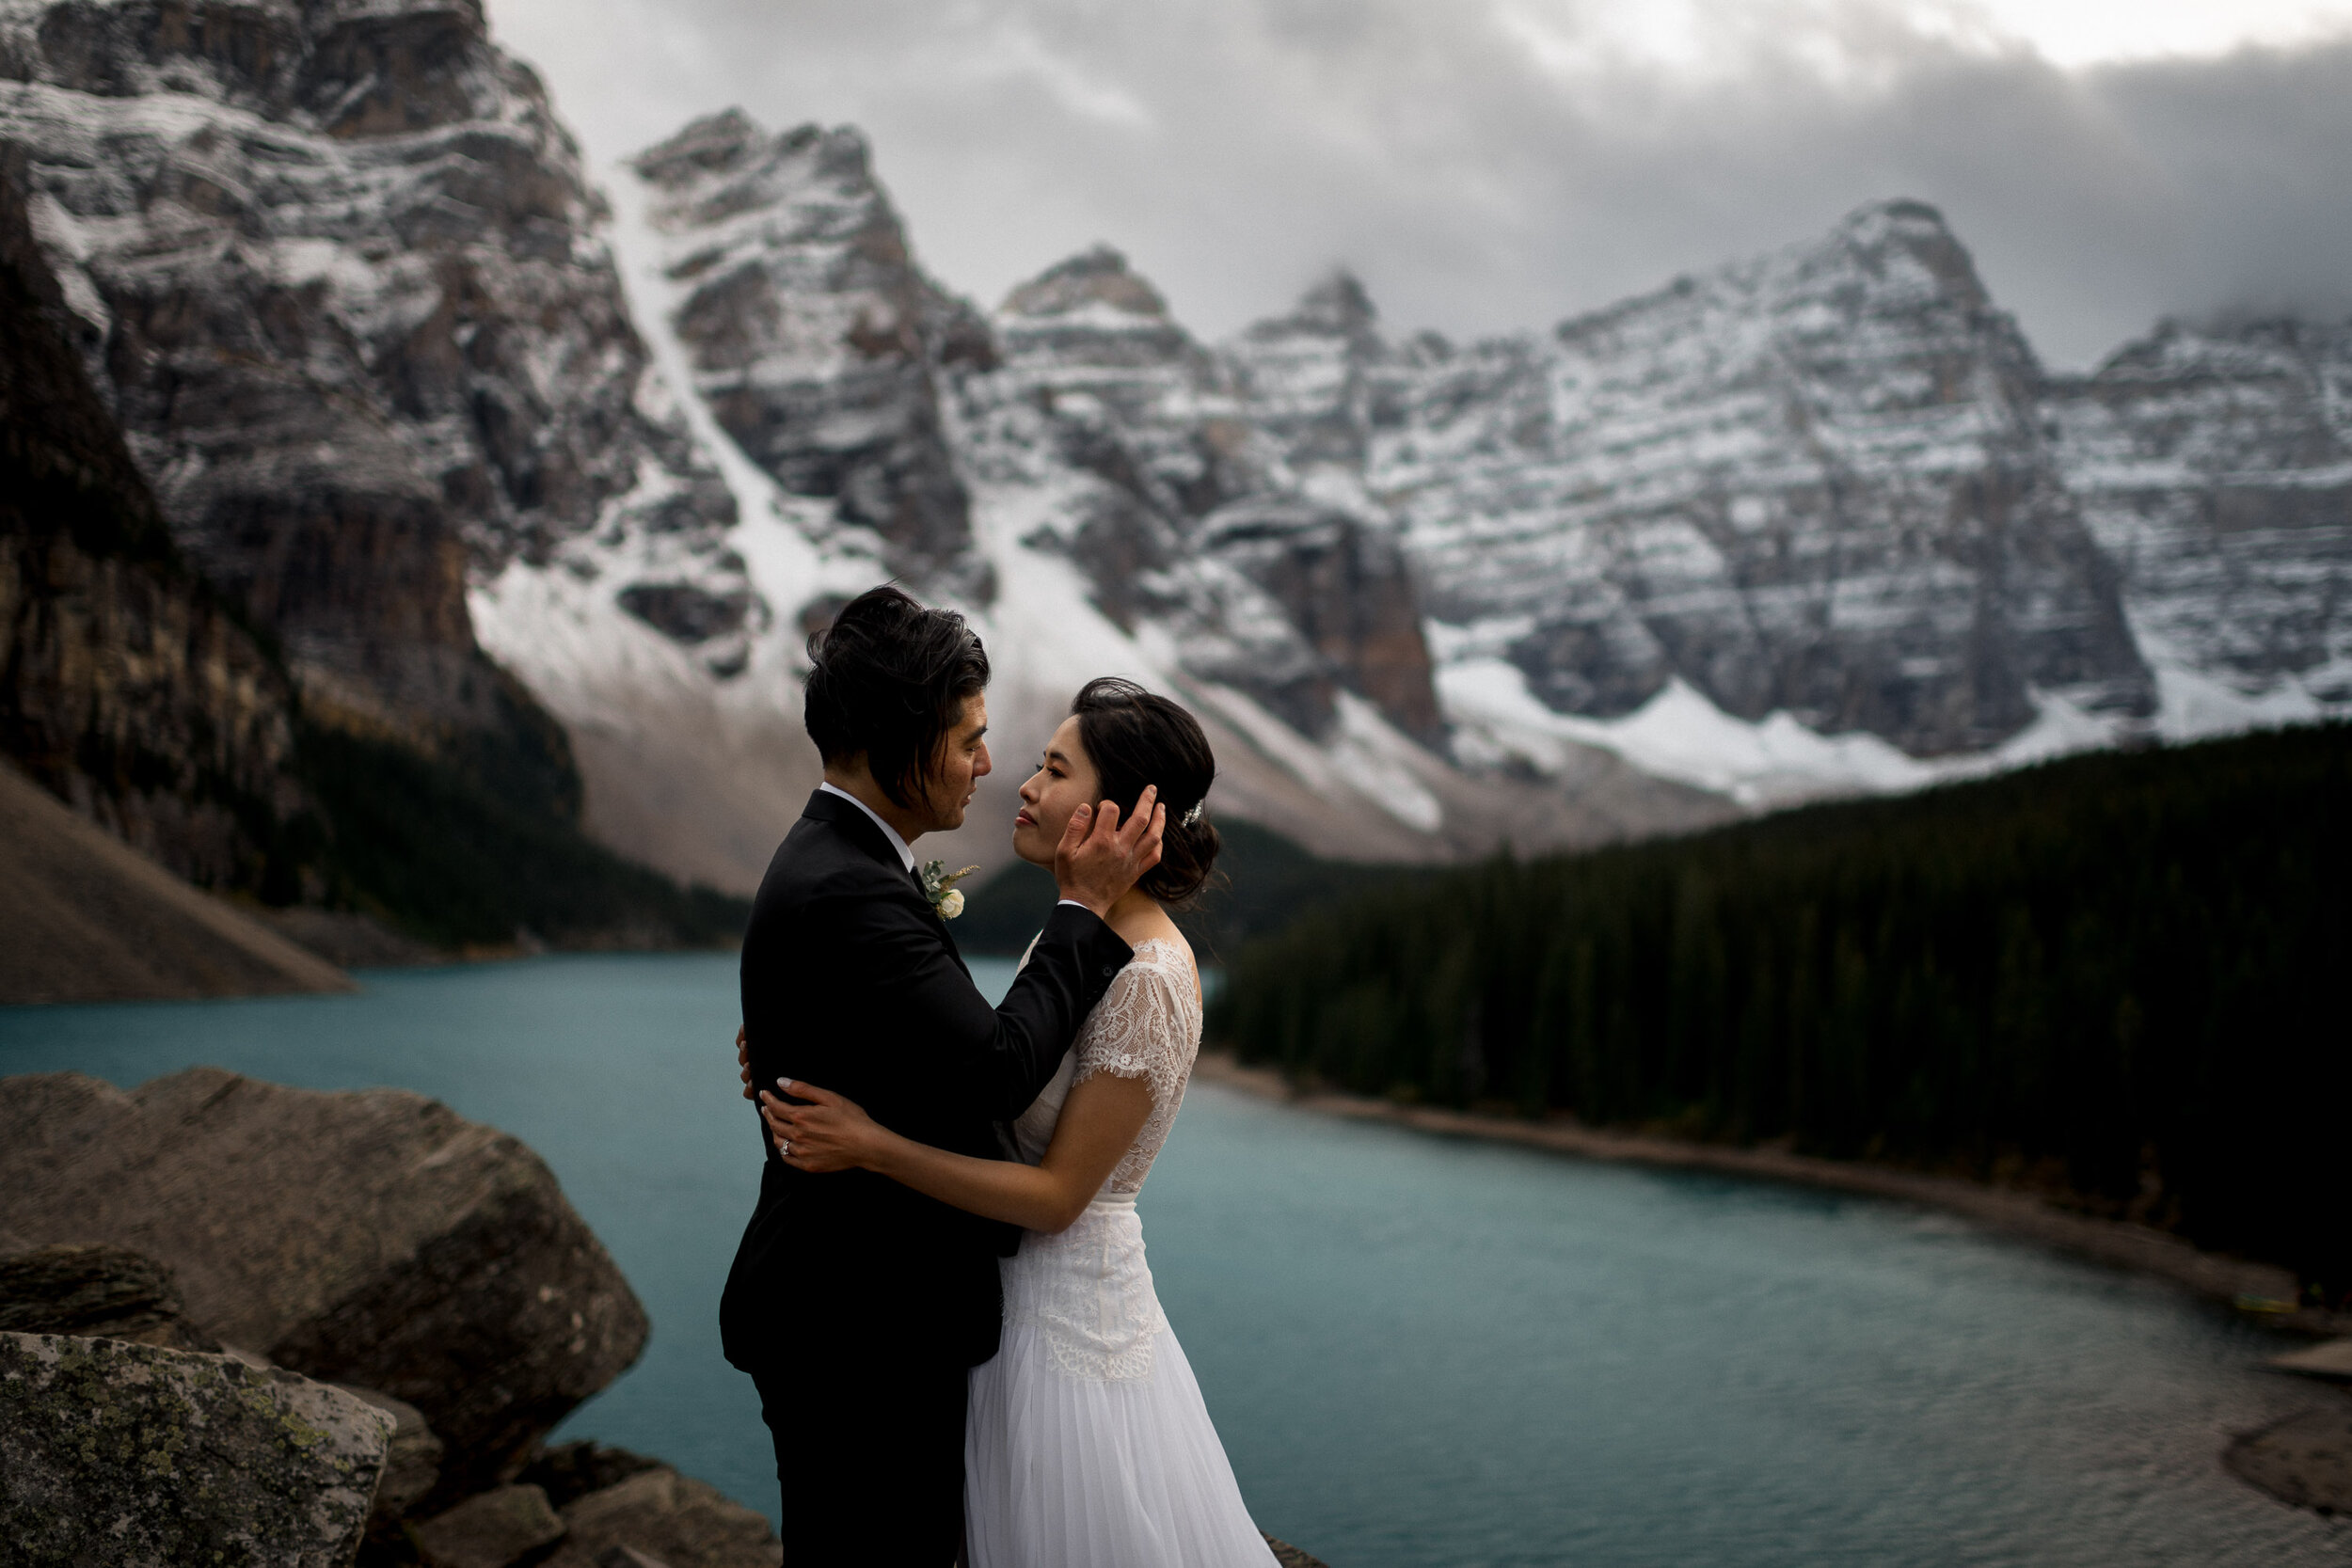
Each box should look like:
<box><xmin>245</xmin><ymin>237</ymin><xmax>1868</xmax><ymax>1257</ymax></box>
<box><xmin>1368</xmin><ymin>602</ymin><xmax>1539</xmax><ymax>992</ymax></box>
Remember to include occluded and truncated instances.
<box><xmin>818</xmin><ymin>781</ymin><xmax>917</xmax><ymax>873</ymax></box>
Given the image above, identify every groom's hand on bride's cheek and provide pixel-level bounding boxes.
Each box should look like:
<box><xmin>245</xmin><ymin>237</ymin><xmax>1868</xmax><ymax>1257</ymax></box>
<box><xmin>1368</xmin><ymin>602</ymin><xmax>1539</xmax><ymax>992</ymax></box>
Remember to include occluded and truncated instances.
<box><xmin>1055</xmin><ymin>784</ymin><xmax>1167</xmax><ymax>914</ymax></box>
<box><xmin>1124</xmin><ymin>788</ymin><xmax>1168</xmax><ymax>876</ymax></box>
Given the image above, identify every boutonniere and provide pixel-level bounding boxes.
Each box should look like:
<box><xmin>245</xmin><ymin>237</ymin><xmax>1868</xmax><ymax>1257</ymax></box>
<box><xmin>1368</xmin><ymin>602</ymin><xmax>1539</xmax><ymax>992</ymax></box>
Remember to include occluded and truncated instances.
<box><xmin>919</xmin><ymin>860</ymin><xmax>981</xmax><ymax>919</ymax></box>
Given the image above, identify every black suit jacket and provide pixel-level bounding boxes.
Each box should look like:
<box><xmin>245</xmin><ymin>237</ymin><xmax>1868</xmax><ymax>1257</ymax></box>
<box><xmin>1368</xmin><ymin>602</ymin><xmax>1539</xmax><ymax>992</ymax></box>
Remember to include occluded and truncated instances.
<box><xmin>719</xmin><ymin>789</ymin><xmax>1134</xmax><ymax>1371</ymax></box>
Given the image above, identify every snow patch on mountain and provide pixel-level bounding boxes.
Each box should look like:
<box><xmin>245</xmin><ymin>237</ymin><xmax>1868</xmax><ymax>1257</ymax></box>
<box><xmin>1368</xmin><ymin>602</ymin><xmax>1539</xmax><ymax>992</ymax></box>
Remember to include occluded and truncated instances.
<box><xmin>486</xmin><ymin>109</ymin><xmax>1720</xmax><ymax>889</ymax></box>
<box><xmin>1442</xmin><ymin>655</ymin><xmax>2170</xmax><ymax>808</ymax></box>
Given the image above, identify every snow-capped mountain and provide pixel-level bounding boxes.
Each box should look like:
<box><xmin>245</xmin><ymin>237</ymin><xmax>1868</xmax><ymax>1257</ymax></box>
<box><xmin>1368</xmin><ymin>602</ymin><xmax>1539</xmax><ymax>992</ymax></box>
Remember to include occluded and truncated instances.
<box><xmin>7</xmin><ymin>0</ymin><xmax>2341</xmax><ymax>897</ymax></box>
<box><xmin>0</xmin><ymin>0</ymin><xmax>739</xmax><ymax>743</ymax></box>
<box><xmin>561</xmin><ymin>109</ymin><xmax>1715</xmax><ymax>886</ymax></box>
<box><xmin>2045</xmin><ymin>317</ymin><xmax>2352</xmax><ymax>730</ymax></box>
<box><xmin>626</xmin><ymin>110</ymin><xmax>991</xmax><ymax>605</ymax></box>
<box><xmin>1285</xmin><ymin>202</ymin><xmax>2153</xmax><ymax>759</ymax></box>
<box><xmin>1216</xmin><ymin>203</ymin><xmax>2347</xmax><ymax>805</ymax></box>
<box><xmin>980</xmin><ymin>242</ymin><xmax>1446</xmax><ymax>750</ymax></box>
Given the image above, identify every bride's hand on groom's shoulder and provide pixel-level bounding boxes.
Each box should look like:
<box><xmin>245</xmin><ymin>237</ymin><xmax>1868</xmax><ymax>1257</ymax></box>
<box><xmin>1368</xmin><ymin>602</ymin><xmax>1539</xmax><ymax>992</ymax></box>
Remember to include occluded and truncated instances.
<box><xmin>736</xmin><ymin>1025</ymin><xmax>755</xmax><ymax>1102</ymax></box>
<box><xmin>759</xmin><ymin>1079</ymin><xmax>876</xmax><ymax>1174</ymax></box>
<box><xmin>1054</xmin><ymin>784</ymin><xmax>1168</xmax><ymax>919</ymax></box>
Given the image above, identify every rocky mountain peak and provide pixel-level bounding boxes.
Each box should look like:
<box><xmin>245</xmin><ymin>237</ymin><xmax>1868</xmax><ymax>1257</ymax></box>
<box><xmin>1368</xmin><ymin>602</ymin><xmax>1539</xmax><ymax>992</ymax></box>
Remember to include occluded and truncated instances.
<box><xmin>627</xmin><ymin>106</ymin><xmax>988</xmax><ymax>599</ymax></box>
<box><xmin>1000</xmin><ymin>244</ymin><xmax>1169</xmax><ymax>322</ymax></box>
<box><xmin>991</xmin><ymin>245</ymin><xmax>1200</xmax><ymax>401</ymax></box>
<box><xmin>1225</xmin><ymin>268</ymin><xmax>1391</xmax><ymax>472</ymax></box>
<box><xmin>2090</xmin><ymin>313</ymin><xmax>2352</xmax><ymax>394</ymax></box>
<box><xmin>1822</xmin><ymin>198</ymin><xmax>1993</xmax><ymax>313</ymax></box>
<box><xmin>2043</xmin><ymin>312</ymin><xmax>2351</xmax><ymax>708</ymax></box>
<box><xmin>1249</xmin><ymin>266</ymin><xmax>1380</xmax><ymax>346</ymax></box>
<box><xmin>628</xmin><ymin>107</ymin><xmax>766</xmax><ymax>183</ymax></box>
<box><xmin>1372</xmin><ymin>199</ymin><xmax>2151</xmax><ymax>756</ymax></box>
<box><xmin>0</xmin><ymin>0</ymin><xmax>740</xmax><ymax>739</ymax></box>
<box><xmin>632</xmin><ymin>112</ymin><xmax>886</xmax><ymax>246</ymax></box>
<box><xmin>2</xmin><ymin>0</ymin><xmax>519</xmax><ymax>142</ymax></box>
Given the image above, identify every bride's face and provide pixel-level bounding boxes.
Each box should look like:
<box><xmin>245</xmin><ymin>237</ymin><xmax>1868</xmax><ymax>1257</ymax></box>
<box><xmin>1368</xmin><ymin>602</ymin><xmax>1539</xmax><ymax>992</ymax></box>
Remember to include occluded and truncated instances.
<box><xmin>1012</xmin><ymin>716</ymin><xmax>1100</xmax><ymax>867</ymax></box>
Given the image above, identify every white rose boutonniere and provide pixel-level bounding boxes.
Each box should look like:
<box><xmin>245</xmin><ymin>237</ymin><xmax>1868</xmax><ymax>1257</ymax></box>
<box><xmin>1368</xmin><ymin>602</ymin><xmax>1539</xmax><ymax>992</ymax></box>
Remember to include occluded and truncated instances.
<box><xmin>920</xmin><ymin>860</ymin><xmax>980</xmax><ymax>920</ymax></box>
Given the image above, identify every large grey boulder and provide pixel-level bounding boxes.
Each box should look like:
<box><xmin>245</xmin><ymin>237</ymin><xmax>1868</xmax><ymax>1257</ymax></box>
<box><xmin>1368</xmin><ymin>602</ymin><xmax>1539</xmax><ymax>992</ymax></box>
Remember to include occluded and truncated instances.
<box><xmin>0</xmin><ymin>1330</ymin><xmax>393</xmax><ymax>1567</ymax></box>
<box><xmin>0</xmin><ymin>1069</ymin><xmax>649</xmax><ymax>1495</ymax></box>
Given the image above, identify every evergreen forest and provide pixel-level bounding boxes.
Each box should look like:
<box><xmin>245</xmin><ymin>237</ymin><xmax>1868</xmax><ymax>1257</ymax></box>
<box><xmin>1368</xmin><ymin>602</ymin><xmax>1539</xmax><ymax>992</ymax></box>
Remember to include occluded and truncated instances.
<box><xmin>1214</xmin><ymin>724</ymin><xmax>2352</xmax><ymax>1293</ymax></box>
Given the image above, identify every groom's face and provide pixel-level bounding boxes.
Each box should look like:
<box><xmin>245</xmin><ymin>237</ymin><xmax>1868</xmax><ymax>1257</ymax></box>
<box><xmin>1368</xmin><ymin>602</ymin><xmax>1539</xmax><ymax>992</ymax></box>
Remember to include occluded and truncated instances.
<box><xmin>915</xmin><ymin>693</ymin><xmax>992</xmax><ymax>833</ymax></box>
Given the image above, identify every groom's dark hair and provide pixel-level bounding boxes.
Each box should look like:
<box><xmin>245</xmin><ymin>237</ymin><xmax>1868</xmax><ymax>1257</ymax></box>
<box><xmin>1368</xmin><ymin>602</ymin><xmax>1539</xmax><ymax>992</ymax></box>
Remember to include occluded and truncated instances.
<box><xmin>803</xmin><ymin>585</ymin><xmax>991</xmax><ymax>810</ymax></box>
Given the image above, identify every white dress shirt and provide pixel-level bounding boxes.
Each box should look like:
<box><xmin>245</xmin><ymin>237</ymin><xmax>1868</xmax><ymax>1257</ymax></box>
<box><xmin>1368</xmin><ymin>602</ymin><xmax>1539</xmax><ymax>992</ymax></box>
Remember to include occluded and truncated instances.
<box><xmin>818</xmin><ymin>780</ymin><xmax>1091</xmax><ymax>913</ymax></box>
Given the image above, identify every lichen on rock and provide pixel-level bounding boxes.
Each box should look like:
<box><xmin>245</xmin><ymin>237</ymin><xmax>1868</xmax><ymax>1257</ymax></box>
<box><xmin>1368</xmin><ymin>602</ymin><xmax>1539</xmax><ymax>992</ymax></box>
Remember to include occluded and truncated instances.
<box><xmin>0</xmin><ymin>1330</ymin><xmax>393</xmax><ymax>1568</ymax></box>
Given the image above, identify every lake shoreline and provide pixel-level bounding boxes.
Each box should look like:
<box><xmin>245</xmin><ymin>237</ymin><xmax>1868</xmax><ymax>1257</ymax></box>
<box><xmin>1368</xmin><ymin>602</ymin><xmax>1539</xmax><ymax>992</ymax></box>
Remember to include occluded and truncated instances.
<box><xmin>1192</xmin><ymin>1052</ymin><xmax>2345</xmax><ymax>1338</ymax></box>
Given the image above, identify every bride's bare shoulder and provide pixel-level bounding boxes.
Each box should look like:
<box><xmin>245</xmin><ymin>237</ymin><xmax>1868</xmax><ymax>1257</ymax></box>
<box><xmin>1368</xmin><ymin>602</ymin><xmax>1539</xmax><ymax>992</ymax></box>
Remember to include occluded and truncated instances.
<box><xmin>1106</xmin><ymin>907</ymin><xmax>1195</xmax><ymax>982</ymax></box>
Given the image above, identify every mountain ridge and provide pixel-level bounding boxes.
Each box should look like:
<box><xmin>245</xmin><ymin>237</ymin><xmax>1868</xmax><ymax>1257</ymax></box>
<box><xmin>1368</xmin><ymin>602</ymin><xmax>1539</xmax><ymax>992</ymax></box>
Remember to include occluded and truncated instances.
<box><xmin>5</xmin><ymin>0</ymin><xmax>2342</xmax><ymax>902</ymax></box>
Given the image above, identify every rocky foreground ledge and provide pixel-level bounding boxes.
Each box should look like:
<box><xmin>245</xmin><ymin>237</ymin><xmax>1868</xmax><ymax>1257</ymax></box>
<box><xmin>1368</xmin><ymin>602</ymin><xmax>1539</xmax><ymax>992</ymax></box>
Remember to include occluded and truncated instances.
<box><xmin>0</xmin><ymin>1069</ymin><xmax>791</xmax><ymax>1566</ymax></box>
<box><xmin>0</xmin><ymin>1069</ymin><xmax>1333</xmax><ymax>1567</ymax></box>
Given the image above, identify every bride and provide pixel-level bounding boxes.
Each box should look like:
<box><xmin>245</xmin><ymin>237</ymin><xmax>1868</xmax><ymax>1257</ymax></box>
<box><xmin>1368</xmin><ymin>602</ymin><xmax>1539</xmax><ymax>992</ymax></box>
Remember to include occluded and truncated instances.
<box><xmin>758</xmin><ymin>677</ymin><xmax>1280</xmax><ymax>1568</ymax></box>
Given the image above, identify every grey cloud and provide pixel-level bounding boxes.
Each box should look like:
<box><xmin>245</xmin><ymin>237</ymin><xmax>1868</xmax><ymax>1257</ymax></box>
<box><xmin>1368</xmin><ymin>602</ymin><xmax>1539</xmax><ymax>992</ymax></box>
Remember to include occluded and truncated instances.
<box><xmin>488</xmin><ymin>0</ymin><xmax>2352</xmax><ymax>367</ymax></box>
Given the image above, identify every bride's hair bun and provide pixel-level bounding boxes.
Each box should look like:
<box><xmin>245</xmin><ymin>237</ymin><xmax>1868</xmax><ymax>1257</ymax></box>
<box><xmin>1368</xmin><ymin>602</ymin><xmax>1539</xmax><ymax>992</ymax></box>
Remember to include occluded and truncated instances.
<box><xmin>1069</xmin><ymin>677</ymin><xmax>1220</xmax><ymax>905</ymax></box>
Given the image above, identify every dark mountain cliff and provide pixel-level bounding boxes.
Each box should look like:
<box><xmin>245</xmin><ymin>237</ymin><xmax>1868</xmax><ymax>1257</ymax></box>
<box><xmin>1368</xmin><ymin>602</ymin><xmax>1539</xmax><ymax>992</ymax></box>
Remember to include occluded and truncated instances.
<box><xmin>0</xmin><ymin>143</ymin><xmax>305</xmax><ymax>895</ymax></box>
<box><xmin>0</xmin><ymin>0</ymin><xmax>756</xmax><ymax>950</ymax></box>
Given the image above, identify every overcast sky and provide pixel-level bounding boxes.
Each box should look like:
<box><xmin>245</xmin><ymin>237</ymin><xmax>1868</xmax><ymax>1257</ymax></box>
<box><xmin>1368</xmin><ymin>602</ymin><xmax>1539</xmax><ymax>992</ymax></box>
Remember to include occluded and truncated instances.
<box><xmin>487</xmin><ymin>0</ymin><xmax>2352</xmax><ymax>369</ymax></box>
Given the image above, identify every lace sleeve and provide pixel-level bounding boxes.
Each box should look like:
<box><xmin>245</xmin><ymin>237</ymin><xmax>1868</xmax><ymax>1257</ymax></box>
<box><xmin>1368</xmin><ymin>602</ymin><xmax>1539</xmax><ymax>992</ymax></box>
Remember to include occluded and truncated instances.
<box><xmin>1070</xmin><ymin>944</ymin><xmax>1201</xmax><ymax>1191</ymax></box>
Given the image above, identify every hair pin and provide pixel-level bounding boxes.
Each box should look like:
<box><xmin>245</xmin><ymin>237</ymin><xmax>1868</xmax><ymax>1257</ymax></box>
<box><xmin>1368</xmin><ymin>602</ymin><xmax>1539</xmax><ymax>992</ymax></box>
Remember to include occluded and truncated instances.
<box><xmin>1181</xmin><ymin>800</ymin><xmax>1205</xmax><ymax>828</ymax></box>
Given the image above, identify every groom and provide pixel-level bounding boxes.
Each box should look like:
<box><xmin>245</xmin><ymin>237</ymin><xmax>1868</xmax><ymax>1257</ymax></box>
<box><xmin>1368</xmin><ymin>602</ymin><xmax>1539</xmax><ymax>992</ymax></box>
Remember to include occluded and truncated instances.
<box><xmin>723</xmin><ymin>585</ymin><xmax>1161</xmax><ymax>1567</ymax></box>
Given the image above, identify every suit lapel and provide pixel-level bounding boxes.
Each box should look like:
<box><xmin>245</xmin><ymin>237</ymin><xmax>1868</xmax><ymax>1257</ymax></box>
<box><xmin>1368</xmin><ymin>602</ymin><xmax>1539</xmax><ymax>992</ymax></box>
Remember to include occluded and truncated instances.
<box><xmin>800</xmin><ymin>791</ymin><xmax>972</xmax><ymax>979</ymax></box>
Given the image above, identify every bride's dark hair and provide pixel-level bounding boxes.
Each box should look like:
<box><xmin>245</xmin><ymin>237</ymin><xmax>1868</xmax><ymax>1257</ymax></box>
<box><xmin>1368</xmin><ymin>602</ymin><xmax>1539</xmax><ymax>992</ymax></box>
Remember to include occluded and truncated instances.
<box><xmin>1068</xmin><ymin>677</ymin><xmax>1219</xmax><ymax>905</ymax></box>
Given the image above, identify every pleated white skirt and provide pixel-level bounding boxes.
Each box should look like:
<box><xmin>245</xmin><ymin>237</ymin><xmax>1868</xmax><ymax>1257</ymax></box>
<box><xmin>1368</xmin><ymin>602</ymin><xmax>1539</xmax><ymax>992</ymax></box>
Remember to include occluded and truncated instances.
<box><xmin>965</xmin><ymin>1196</ymin><xmax>1280</xmax><ymax>1568</ymax></box>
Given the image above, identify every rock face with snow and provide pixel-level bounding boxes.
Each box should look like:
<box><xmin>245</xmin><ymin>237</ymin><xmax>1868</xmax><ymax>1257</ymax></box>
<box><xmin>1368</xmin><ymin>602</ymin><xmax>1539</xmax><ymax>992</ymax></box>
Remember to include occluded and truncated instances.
<box><xmin>2044</xmin><ymin>317</ymin><xmax>2352</xmax><ymax>718</ymax></box>
<box><xmin>583</xmin><ymin>108</ymin><xmax>1692</xmax><ymax>883</ymax></box>
<box><xmin>617</xmin><ymin>119</ymin><xmax>1445</xmax><ymax>753</ymax></box>
<box><xmin>0</xmin><ymin>0</ymin><xmax>740</xmax><ymax>740</ymax></box>
<box><xmin>11</xmin><ymin>0</ymin><xmax>2337</xmax><ymax>899</ymax></box>
<box><xmin>630</xmin><ymin>109</ymin><xmax>989</xmax><ymax>606</ymax></box>
<box><xmin>1262</xmin><ymin>202</ymin><xmax>2154</xmax><ymax>758</ymax></box>
<box><xmin>977</xmin><ymin>243</ymin><xmax>1445</xmax><ymax>747</ymax></box>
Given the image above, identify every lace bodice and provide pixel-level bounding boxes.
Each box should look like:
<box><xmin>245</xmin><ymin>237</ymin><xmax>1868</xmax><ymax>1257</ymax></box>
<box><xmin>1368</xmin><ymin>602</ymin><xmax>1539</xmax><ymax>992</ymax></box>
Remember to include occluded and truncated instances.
<box><xmin>1009</xmin><ymin>937</ymin><xmax>1200</xmax><ymax>1195</ymax></box>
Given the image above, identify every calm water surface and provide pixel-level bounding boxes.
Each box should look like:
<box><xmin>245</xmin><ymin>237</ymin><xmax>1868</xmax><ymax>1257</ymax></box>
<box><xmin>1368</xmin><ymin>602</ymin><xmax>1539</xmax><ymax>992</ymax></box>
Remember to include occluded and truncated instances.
<box><xmin>3</xmin><ymin>954</ymin><xmax>2344</xmax><ymax>1568</ymax></box>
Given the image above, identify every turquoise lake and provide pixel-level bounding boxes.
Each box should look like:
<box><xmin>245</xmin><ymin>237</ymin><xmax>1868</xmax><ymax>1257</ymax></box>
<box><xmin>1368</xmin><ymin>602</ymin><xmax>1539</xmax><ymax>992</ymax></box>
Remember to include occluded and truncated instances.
<box><xmin>3</xmin><ymin>953</ymin><xmax>2344</xmax><ymax>1567</ymax></box>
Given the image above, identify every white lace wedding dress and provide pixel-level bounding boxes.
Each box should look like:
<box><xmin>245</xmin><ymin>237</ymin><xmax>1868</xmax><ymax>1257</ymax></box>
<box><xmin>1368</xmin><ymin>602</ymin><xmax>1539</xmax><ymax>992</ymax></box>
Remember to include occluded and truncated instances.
<box><xmin>965</xmin><ymin>937</ymin><xmax>1280</xmax><ymax>1568</ymax></box>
